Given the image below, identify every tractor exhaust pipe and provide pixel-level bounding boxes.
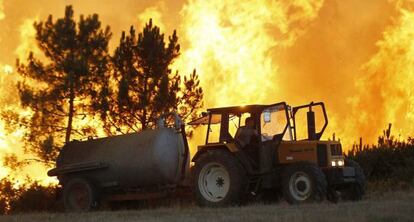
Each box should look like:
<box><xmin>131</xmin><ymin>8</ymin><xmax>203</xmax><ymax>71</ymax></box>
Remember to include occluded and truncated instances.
<box><xmin>307</xmin><ymin>108</ymin><xmax>316</xmax><ymax>140</ymax></box>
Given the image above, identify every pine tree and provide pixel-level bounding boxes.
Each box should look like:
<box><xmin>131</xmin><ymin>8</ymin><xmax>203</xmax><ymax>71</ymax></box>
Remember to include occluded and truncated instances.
<box><xmin>13</xmin><ymin>5</ymin><xmax>112</xmax><ymax>162</ymax></box>
<box><xmin>102</xmin><ymin>19</ymin><xmax>203</xmax><ymax>134</ymax></box>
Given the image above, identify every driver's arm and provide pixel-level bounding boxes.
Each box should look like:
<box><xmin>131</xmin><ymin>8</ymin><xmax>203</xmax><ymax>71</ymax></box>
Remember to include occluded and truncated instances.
<box><xmin>234</xmin><ymin>127</ymin><xmax>243</xmax><ymax>140</ymax></box>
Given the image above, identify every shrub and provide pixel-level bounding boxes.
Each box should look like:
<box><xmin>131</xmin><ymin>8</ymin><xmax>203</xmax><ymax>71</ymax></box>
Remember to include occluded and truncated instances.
<box><xmin>347</xmin><ymin>124</ymin><xmax>414</xmax><ymax>188</ymax></box>
<box><xmin>0</xmin><ymin>177</ymin><xmax>60</xmax><ymax>214</ymax></box>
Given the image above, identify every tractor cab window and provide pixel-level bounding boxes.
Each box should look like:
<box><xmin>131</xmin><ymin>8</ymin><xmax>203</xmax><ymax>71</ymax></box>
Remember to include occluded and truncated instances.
<box><xmin>207</xmin><ymin>114</ymin><xmax>221</xmax><ymax>144</ymax></box>
<box><xmin>260</xmin><ymin>105</ymin><xmax>290</xmax><ymax>141</ymax></box>
<box><xmin>228</xmin><ymin>113</ymin><xmax>251</xmax><ymax>138</ymax></box>
<box><xmin>293</xmin><ymin>105</ymin><xmax>325</xmax><ymax>140</ymax></box>
<box><xmin>206</xmin><ymin>113</ymin><xmax>253</xmax><ymax>144</ymax></box>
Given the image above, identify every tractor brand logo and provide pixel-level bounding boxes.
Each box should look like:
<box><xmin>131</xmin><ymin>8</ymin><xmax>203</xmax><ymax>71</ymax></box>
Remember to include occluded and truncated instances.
<box><xmin>289</xmin><ymin>148</ymin><xmax>314</xmax><ymax>153</ymax></box>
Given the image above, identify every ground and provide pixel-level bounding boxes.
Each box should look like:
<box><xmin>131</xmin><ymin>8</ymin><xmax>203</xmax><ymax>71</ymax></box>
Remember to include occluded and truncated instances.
<box><xmin>1</xmin><ymin>190</ymin><xmax>413</xmax><ymax>222</ymax></box>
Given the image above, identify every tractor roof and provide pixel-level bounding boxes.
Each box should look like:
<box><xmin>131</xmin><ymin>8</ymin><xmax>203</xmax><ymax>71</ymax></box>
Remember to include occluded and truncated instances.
<box><xmin>207</xmin><ymin>102</ymin><xmax>286</xmax><ymax>114</ymax></box>
<box><xmin>188</xmin><ymin>102</ymin><xmax>287</xmax><ymax>125</ymax></box>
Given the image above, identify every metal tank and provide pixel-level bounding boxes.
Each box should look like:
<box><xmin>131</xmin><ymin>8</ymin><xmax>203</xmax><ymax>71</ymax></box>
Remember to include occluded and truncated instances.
<box><xmin>48</xmin><ymin>113</ymin><xmax>189</xmax><ymax>189</ymax></box>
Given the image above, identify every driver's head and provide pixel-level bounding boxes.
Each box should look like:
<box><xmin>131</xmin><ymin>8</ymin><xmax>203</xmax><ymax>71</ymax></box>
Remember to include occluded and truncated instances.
<box><xmin>245</xmin><ymin>117</ymin><xmax>254</xmax><ymax>127</ymax></box>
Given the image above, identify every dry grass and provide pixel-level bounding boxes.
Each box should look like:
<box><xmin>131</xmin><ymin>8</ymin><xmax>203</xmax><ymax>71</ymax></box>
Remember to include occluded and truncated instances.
<box><xmin>1</xmin><ymin>190</ymin><xmax>413</xmax><ymax>222</ymax></box>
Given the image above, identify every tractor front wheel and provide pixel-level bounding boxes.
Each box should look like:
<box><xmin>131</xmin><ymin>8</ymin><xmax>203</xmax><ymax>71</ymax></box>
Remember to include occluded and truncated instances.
<box><xmin>282</xmin><ymin>163</ymin><xmax>327</xmax><ymax>204</ymax></box>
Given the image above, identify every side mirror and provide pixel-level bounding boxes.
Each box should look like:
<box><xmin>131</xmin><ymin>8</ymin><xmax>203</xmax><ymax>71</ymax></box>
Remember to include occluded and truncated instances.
<box><xmin>263</xmin><ymin>111</ymin><xmax>271</xmax><ymax>123</ymax></box>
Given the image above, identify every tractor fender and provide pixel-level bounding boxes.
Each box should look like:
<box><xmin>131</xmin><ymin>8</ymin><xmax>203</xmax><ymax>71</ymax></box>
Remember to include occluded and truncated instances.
<box><xmin>192</xmin><ymin>144</ymin><xmax>236</xmax><ymax>162</ymax></box>
<box><xmin>192</xmin><ymin>144</ymin><xmax>256</xmax><ymax>175</ymax></box>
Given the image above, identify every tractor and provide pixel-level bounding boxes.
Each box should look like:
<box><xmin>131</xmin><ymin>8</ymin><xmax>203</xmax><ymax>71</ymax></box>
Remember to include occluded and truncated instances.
<box><xmin>189</xmin><ymin>101</ymin><xmax>365</xmax><ymax>206</ymax></box>
<box><xmin>48</xmin><ymin>101</ymin><xmax>365</xmax><ymax>211</ymax></box>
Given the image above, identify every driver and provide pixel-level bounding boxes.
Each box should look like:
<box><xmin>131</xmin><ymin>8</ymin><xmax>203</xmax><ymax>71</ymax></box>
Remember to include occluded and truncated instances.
<box><xmin>234</xmin><ymin>117</ymin><xmax>259</xmax><ymax>148</ymax></box>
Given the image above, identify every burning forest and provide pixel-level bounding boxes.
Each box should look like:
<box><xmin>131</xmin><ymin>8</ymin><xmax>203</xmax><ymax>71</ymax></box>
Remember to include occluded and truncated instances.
<box><xmin>0</xmin><ymin>0</ymin><xmax>413</xmax><ymax>216</ymax></box>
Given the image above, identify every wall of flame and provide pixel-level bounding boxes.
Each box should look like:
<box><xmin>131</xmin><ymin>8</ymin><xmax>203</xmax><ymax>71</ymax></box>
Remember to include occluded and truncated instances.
<box><xmin>0</xmin><ymin>0</ymin><xmax>414</xmax><ymax>184</ymax></box>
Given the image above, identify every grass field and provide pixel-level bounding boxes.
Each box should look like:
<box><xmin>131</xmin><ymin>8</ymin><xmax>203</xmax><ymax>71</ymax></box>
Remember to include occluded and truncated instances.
<box><xmin>1</xmin><ymin>190</ymin><xmax>413</xmax><ymax>222</ymax></box>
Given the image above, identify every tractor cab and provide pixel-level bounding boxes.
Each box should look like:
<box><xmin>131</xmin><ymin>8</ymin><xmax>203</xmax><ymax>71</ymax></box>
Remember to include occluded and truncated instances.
<box><xmin>190</xmin><ymin>102</ymin><xmax>289</xmax><ymax>142</ymax></box>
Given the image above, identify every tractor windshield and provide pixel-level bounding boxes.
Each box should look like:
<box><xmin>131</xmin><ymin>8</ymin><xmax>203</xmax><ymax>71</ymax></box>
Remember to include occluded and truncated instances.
<box><xmin>228</xmin><ymin>113</ymin><xmax>251</xmax><ymax>138</ymax></box>
<box><xmin>260</xmin><ymin>104</ymin><xmax>293</xmax><ymax>141</ymax></box>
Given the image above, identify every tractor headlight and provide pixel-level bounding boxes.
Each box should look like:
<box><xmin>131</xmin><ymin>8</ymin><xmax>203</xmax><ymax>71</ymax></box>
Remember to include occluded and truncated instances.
<box><xmin>331</xmin><ymin>160</ymin><xmax>344</xmax><ymax>167</ymax></box>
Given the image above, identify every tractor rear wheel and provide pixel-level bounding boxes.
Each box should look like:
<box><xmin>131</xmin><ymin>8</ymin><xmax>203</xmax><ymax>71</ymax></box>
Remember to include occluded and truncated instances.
<box><xmin>343</xmin><ymin>159</ymin><xmax>366</xmax><ymax>201</ymax></box>
<box><xmin>282</xmin><ymin>163</ymin><xmax>327</xmax><ymax>204</ymax></box>
<box><xmin>193</xmin><ymin>150</ymin><xmax>247</xmax><ymax>207</ymax></box>
<box><xmin>63</xmin><ymin>177</ymin><xmax>99</xmax><ymax>212</ymax></box>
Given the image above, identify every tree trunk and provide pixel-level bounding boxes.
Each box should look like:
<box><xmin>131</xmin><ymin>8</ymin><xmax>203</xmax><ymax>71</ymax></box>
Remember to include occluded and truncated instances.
<box><xmin>65</xmin><ymin>78</ymin><xmax>75</xmax><ymax>143</ymax></box>
<box><xmin>141</xmin><ymin>72</ymin><xmax>148</xmax><ymax>130</ymax></box>
<box><xmin>142</xmin><ymin>112</ymin><xmax>147</xmax><ymax>130</ymax></box>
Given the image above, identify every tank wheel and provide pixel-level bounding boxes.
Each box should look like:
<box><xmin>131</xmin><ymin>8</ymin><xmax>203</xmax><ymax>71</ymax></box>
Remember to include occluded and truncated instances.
<box><xmin>282</xmin><ymin>163</ymin><xmax>327</xmax><ymax>204</ymax></box>
<box><xmin>343</xmin><ymin>159</ymin><xmax>366</xmax><ymax>201</ymax></box>
<box><xmin>193</xmin><ymin>150</ymin><xmax>247</xmax><ymax>207</ymax></box>
<box><xmin>63</xmin><ymin>178</ymin><xmax>98</xmax><ymax>212</ymax></box>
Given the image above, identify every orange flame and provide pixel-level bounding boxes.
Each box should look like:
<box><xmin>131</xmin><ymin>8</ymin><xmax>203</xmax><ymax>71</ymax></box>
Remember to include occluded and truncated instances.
<box><xmin>138</xmin><ymin>3</ymin><xmax>166</xmax><ymax>32</ymax></box>
<box><xmin>175</xmin><ymin>0</ymin><xmax>324</xmax><ymax>107</ymax></box>
<box><xmin>346</xmin><ymin>3</ymin><xmax>414</xmax><ymax>144</ymax></box>
<box><xmin>15</xmin><ymin>17</ymin><xmax>41</xmax><ymax>60</ymax></box>
<box><xmin>0</xmin><ymin>0</ymin><xmax>4</xmax><ymax>21</ymax></box>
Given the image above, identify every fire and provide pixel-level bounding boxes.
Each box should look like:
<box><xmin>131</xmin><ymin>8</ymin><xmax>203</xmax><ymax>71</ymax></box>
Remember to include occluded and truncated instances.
<box><xmin>176</xmin><ymin>0</ymin><xmax>324</xmax><ymax>107</ymax></box>
<box><xmin>138</xmin><ymin>3</ymin><xmax>166</xmax><ymax>32</ymax></box>
<box><xmin>0</xmin><ymin>0</ymin><xmax>414</xmax><ymax>184</ymax></box>
<box><xmin>15</xmin><ymin>17</ymin><xmax>40</xmax><ymax>60</ymax></box>
<box><xmin>0</xmin><ymin>0</ymin><xmax>4</xmax><ymax>21</ymax></box>
<box><xmin>347</xmin><ymin>4</ymin><xmax>414</xmax><ymax>144</ymax></box>
<box><xmin>0</xmin><ymin>14</ymin><xmax>53</xmax><ymax>184</ymax></box>
<box><xmin>2</xmin><ymin>64</ymin><xmax>12</xmax><ymax>74</ymax></box>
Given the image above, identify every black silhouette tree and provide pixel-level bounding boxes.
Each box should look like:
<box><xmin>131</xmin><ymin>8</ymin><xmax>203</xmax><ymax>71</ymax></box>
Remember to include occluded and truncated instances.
<box><xmin>101</xmin><ymin>19</ymin><xmax>203</xmax><ymax>134</ymax></box>
<box><xmin>11</xmin><ymin>5</ymin><xmax>112</xmax><ymax>162</ymax></box>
